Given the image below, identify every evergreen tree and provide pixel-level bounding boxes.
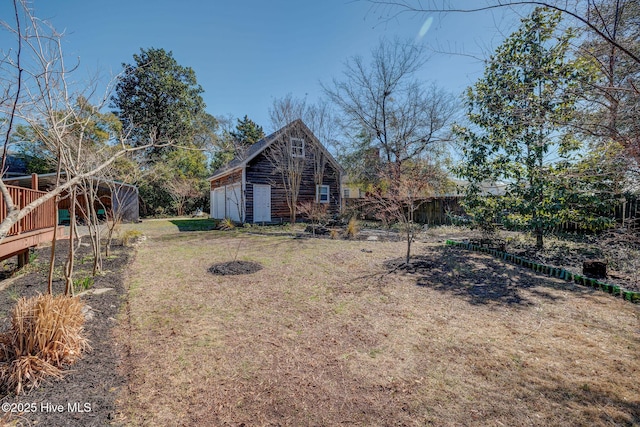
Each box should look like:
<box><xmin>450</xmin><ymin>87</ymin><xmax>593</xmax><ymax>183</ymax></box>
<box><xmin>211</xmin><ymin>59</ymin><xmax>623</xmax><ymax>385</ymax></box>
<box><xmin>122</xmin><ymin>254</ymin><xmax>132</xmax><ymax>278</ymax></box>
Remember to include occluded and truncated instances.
<box><xmin>454</xmin><ymin>7</ymin><xmax>595</xmax><ymax>248</ymax></box>
<box><xmin>110</xmin><ymin>47</ymin><xmax>205</xmax><ymax>156</ymax></box>
<box><xmin>230</xmin><ymin>115</ymin><xmax>265</xmax><ymax>146</ymax></box>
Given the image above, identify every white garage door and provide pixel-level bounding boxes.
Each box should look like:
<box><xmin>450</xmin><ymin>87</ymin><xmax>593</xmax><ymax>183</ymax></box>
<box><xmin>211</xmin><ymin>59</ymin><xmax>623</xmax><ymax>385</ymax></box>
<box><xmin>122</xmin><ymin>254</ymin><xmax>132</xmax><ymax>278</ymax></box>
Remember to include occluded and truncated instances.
<box><xmin>211</xmin><ymin>188</ymin><xmax>226</xmax><ymax>219</ymax></box>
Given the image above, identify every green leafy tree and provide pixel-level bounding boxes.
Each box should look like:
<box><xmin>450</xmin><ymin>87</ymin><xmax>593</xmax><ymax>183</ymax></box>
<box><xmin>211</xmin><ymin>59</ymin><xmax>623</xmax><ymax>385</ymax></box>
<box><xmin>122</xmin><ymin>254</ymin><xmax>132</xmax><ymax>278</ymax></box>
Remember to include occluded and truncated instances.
<box><xmin>454</xmin><ymin>7</ymin><xmax>595</xmax><ymax>248</ymax></box>
<box><xmin>139</xmin><ymin>147</ymin><xmax>209</xmax><ymax>217</ymax></box>
<box><xmin>550</xmin><ymin>141</ymin><xmax>630</xmax><ymax>231</ymax></box>
<box><xmin>11</xmin><ymin>125</ymin><xmax>56</xmax><ymax>174</ymax></box>
<box><xmin>110</xmin><ymin>47</ymin><xmax>205</xmax><ymax>155</ymax></box>
<box><xmin>110</xmin><ymin>48</ymin><xmax>209</xmax><ymax>215</ymax></box>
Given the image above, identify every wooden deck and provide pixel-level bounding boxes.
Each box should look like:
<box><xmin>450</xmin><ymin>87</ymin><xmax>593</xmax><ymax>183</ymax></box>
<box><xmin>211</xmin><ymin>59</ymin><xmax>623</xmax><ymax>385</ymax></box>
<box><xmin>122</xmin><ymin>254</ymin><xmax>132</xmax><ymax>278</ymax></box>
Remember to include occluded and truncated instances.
<box><xmin>0</xmin><ymin>184</ymin><xmax>65</xmax><ymax>263</ymax></box>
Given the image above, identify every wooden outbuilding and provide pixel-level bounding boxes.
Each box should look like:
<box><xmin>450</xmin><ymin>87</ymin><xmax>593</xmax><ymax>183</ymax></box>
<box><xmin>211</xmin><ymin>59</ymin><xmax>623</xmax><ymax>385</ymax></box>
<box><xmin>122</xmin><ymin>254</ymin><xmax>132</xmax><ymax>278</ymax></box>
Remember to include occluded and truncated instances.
<box><xmin>208</xmin><ymin>119</ymin><xmax>343</xmax><ymax>223</ymax></box>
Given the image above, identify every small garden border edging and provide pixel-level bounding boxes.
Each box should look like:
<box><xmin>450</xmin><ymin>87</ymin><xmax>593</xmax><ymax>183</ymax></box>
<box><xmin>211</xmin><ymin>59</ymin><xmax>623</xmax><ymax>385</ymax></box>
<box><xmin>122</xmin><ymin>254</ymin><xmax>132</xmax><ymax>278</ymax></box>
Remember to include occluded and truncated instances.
<box><xmin>445</xmin><ymin>240</ymin><xmax>640</xmax><ymax>303</ymax></box>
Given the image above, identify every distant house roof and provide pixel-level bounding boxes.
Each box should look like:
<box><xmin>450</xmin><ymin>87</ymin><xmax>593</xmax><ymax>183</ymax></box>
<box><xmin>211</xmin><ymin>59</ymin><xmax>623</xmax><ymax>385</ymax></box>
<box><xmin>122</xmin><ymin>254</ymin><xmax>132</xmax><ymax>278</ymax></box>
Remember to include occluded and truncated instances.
<box><xmin>208</xmin><ymin>119</ymin><xmax>343</xmax><ymax>181</ymax></box>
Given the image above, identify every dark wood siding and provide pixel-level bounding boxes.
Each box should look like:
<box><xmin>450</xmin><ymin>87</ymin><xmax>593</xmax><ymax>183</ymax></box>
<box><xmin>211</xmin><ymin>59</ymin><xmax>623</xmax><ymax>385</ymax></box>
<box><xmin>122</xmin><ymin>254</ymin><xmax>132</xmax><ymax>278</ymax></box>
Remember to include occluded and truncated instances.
<box><xmin>245</xmin><ymin>130</ymin><xmax>341</xmax><ymax>223</ymax></box>
<box><xmin>210</xmin><ymin>170</ymin><xmax>242</xmax><ymax>191</ymax></box>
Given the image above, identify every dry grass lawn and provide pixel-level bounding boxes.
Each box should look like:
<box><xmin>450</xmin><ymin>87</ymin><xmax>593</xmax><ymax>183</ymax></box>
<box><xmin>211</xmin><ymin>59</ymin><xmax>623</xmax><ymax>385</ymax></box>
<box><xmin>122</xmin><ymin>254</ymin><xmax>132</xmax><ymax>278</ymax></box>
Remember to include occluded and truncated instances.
<box><xmin>116</xmin><ymin>221</ymin><xmax>640</xmax><ymax>426</ymax></box>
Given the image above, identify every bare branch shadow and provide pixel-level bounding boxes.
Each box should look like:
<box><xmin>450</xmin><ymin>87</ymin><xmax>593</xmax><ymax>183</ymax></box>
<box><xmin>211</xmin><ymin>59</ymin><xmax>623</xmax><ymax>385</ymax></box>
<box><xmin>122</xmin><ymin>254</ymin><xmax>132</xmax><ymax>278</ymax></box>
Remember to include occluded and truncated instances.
<box><xmin>387</xmin><ymin>246</ymin><xmax>598</xmax><ymax>307</ymax></box>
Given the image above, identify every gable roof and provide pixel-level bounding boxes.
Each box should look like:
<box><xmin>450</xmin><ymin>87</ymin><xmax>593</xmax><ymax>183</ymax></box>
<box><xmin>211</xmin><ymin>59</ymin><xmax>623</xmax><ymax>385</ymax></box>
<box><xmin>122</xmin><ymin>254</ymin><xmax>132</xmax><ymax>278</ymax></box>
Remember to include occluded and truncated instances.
<box><xmin>208</xmin><ymin>119</ymin><xmax>343</xmax><ymax>181</ymax></box>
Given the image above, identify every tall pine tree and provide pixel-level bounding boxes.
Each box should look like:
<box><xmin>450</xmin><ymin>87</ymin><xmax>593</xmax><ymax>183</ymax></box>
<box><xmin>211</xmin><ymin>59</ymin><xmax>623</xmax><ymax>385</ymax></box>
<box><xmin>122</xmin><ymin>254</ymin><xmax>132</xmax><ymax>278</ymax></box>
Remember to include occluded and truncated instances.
<box><xmin>230</xmin><ymin>115</ymin><xmax>265</xmax><ymax>146</ymax></box>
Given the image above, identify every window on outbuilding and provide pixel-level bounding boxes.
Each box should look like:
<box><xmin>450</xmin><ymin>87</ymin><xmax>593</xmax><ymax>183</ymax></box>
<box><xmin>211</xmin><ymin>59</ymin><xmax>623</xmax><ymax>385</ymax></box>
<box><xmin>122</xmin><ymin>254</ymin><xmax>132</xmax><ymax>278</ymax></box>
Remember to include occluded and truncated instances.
<box><xmin>343</xmin><ymin>188</ymin><xmax>350</xmax><ymax>198</ymax></box>
<box><xmin>317</xmin><ymin>185</ymin><xmax>330</xmax><ymax>203</ymax></box>
<box><xmin>290</xmin><ymin>137</ymin><xmax>305</xmax><ymax>158</ymax></box>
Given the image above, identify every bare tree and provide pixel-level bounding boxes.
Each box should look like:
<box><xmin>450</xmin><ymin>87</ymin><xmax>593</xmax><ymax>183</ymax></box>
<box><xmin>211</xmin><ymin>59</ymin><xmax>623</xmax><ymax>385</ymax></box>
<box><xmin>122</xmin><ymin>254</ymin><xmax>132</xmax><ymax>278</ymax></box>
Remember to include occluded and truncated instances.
<box><xmin>324</xmin><ymin>38</ymin><xmax>455</xmax><ymax>263</ymax></box>
<box><xmin>79</xmin><ymin>177</ymin><xmax>102</xmax><ymax>275</ymax></box>
<box><xmin>266</xmin><ymin>95</ymin><xmax>341</xmax><ymax>224</ymax></box>
<box><xmin>297</xmin><ymin>200</ymin><xmax>330</xmax><ymax>236</ymax></box>
<box><xmin>366</xmin><ymin>0</ymin><xmax>640</xmax><ymax>215</ymax></box>
<box><xmin>365</xmin><ymin>161</ymin><xmax>446</xmax><ymax>265</ymax></box>
<box><xmin>305</xmin><ymin>101</ymin><xmax>339</xmax><ymax>191</ymax></box>
<box><xmin>324</xmin><ymin>38</ymin><xmax>456</xmax><ymax>185</ymax></box>
<box><xmin>577</xmin><ymin>0</ymin><xmax>639</xmax><ymax>159</ymax></box>
<box><xmin>163</xmin><ymin>177</ymin><xmax>202</xmax><ymax>216</ymax></box>
<box><xmin>265</xmin><ymin>97</ymin><xmax>307</xmax><ymax>223</ymax></box>
<box><xmin>99</xmin><ymin>158</ymin><xmax>142</xmax><ymax>257</ymax></box>
<box><xmin>0</xmin><ymin>1</ymin><xmax>166</xmax><ymax>294</ymax></box>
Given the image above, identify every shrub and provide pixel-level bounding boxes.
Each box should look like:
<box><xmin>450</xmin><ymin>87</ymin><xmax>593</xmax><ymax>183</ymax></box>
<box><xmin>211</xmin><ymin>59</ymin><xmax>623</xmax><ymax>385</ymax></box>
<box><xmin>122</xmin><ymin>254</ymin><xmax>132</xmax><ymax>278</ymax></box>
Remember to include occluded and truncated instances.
<box><xmin>121</xmin><ymin>229</ymin><xmax>143</xmax><ymax>246</ymax></box>
<box><xmin>346</xmin><ymin>217</ymin><xmax>359</xmax><ymax>239</ymax></box>
<box><xmin>218</xmin><ymin>218</ymin><xmax>236</xmax><ymax>231</ymax></box>
<box><xmin>0</xmin><ymin>294</ymin><xmax>90</xmax><ymax>394</ymax></box>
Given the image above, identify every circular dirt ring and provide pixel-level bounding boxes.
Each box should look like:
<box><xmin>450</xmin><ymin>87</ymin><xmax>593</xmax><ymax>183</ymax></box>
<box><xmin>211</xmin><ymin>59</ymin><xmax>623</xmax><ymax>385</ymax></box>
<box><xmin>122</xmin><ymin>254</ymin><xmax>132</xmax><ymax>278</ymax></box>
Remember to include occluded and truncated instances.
<box><xmin>208</xmin><ymin>260</ymin><xmax>263</xmax><ymax>276</ymax></box>
<box><xmin>383</xmin><ymin>255</ymin><xmax>434</xmax><ymax>273</ymax></box>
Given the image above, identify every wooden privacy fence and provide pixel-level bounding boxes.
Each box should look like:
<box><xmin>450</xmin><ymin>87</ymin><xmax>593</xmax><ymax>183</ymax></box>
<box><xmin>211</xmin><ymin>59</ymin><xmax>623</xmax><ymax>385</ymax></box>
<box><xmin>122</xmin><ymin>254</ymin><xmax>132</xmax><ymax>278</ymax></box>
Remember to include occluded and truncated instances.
<box><xmin>346</xmin><ymin>196</ymin><xmax>464</xmax><ymax>225</ymax></box>
<box><xmin>413</xmin><ymin>196</ymin><xmax>464</xmax><ymax>225</ymax></box>
<box><xmin>0</xmin><ymin>185</ymin><xmax>56</xmax><ymax>237</ymax></box>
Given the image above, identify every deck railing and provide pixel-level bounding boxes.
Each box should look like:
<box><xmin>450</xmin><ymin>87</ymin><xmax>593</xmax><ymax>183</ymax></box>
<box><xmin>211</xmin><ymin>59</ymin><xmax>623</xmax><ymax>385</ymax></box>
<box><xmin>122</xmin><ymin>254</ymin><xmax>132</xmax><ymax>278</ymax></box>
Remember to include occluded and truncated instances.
<box><xmin>0</xmin><ymin>185</ymin><xmax>56</xmax><ymax>237</ymax></box>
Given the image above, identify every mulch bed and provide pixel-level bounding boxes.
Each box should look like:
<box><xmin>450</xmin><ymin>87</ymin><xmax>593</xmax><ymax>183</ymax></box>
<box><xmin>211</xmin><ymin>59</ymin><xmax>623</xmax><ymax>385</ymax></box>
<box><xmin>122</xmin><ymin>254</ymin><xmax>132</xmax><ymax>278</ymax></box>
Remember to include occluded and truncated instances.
<box><xmin>383</xmin><ymin>255</ymin><xmax>435</xmax><ymax>273</ymax></box>
<box><xmin>209</xmin><ymin>260</ymin><xmax>263</xmax><ymax>276</ymax></box>
<box><xmin>0</xmin><ymin>239</ymin><xmax>133</xmax><ymax>427</ymax></box>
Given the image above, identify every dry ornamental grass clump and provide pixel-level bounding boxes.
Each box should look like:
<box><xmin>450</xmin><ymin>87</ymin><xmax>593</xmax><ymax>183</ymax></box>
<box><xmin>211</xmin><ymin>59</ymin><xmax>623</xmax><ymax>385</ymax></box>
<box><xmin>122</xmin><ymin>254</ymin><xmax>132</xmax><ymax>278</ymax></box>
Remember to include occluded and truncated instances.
<box><xmin>0</xmin><ymin>294</ymin><xmax>90</xmax><ymax>394</ymax></box>
<box><xmin>346</xmin><ymin>217</ymin><xmax>359</xmax><ymax>239</ymax></box>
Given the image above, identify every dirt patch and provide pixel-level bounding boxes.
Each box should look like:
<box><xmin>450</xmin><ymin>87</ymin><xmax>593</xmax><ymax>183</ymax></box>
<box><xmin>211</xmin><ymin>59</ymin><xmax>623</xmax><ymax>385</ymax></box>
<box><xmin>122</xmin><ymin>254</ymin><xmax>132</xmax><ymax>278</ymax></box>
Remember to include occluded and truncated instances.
<box><xmin>208</xmin><ymin>260</ymin><xmax>263</xmax><ymax>275</ymax></box>
<box><xmin>383</xmin><ymin>255</ymin><xmax>435</xmax><ymax>273</ymax></box>
<box><xmin>0</xmin><ymin>239</ymin><xmax>133</xmax><ymax>427</ymax></box>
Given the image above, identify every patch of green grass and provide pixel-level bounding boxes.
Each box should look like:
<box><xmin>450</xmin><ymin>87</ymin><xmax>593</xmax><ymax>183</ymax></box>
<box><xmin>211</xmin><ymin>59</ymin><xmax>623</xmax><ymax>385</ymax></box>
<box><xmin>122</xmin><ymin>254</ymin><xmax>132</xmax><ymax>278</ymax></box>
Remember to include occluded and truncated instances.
<box><xmin>75</xmin><ymin>276</ymin><xmax>94</xmax><ymax>292</ymax></box>
<box><xmin>169</xmin><ymin>218</ymin><xmax>218</xmax><ymax>232</ymax></box>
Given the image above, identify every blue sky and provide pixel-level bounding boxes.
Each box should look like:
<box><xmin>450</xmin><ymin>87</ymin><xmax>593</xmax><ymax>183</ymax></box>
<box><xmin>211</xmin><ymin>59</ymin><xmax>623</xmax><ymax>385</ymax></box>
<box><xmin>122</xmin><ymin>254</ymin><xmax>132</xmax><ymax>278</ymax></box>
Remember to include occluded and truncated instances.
<box><xmin>1</xmin><ymin>1</ymin><xmax>526</xmax><ymax>132</ymax></box>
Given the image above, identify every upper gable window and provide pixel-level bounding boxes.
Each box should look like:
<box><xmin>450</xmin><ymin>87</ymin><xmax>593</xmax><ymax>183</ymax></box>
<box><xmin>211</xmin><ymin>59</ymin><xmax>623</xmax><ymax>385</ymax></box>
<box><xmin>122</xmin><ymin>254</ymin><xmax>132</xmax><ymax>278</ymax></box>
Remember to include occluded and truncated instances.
<box><xmin>290</xmin><ymin>137</ymin><xmax>305</xmax><ymax>158</ymax></box>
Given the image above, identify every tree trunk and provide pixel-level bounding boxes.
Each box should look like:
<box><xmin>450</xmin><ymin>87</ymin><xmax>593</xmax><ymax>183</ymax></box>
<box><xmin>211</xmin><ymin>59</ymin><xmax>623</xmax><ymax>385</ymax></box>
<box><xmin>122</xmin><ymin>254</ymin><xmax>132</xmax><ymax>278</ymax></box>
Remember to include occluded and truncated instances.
<box><xmin>405</xmin><ymin>228</ymin><xmax>412</xmax><ymax>265</ymax></box>
<box><xmin>536</xmin><ymin>229</ymin><xmax>543</xmax><ymax>249</ymax></box>
<box><xmin>64</xmin><ymin>186</ymin><xmax>76</xmax><ymax>296</ymax></box>
<box><xmin>48</xmin><ymin>153</ymin><xmax>63</xmax><ymax>294</ymax></box>
<box><xmin>47</xmin><ymin>201</ymin><xmax>59</xmax><ymax>294</ymax></box>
